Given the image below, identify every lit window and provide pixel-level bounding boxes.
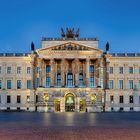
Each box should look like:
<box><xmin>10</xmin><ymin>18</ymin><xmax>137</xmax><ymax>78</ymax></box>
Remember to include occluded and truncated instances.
<box><xmin>109</xmin><ymin>80</ymin><xmax>114</xmax><ymax>89</ymax></box>
<box><xmin>110</xmin><ymin>95</ymin><xmax>114</xmax><ymax>103</ymax></box>
<box><xmin>109</xmin><ymin>67</ymin><xmax>113</xmax><ymax>74</ymax></box>
<box><xmin>7</xmin><ymin>67</ymin><xmax>11</xmax><ymax>74</ymax></box>
<box><xmin>129</xmin><ymin>67</ymin><xmax>133</xmax><ymax>74</ymax></box>
<box><xmin>128</xmin><ymin>80</ymin><xmax>133</xmax><ymax>89</ymax></box>
<box><xmin>119</xmin><ymin>67</ymin><xmax>123</xmax><ymax>74</ymax></box>
<box><xmin>17</xmin><ymin>67</ymin><xmax>21</xmax><ymax>74</ymax></box>
<box><xmin>118</xmin><ymin>80</ymin><xmax>123</xmax><ymax>89</ymax></box>
<box><xmin>129</xmin><ymin>96</ymin><xmax>133</xmax><ymax>103</ymax></box>
<box><xmin>17</xmin><ymin>80</ymin><xmax>22</xmax><ymax>89</ymax></box>
<box><xmin>7</xmin><ymin>80</ymin><xmax>12</xmax><ymax>89</ymax></box>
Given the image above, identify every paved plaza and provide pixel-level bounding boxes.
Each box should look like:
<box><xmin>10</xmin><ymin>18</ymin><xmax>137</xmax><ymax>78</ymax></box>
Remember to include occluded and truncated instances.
<box><xmin>0</xmin><ymin>112</ymin><xmax>140</xmax><ymax>140</ymax></box>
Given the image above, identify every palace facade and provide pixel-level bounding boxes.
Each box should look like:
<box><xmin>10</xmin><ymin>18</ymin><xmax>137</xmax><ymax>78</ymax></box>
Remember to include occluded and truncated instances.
<box><xmin>0</xmin><ymin>29</ymin><xmax>140</xmax><ymax>112</ymax></box>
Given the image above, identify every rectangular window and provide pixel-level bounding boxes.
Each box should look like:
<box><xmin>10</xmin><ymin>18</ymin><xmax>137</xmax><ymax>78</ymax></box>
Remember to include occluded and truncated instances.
<box><xmin>27</xmin><ymin>96</ymin><xmax>30</xmax><ymax>103</ymax></box>
<box><xmin>7</xmin><ymin>67</ymin><xmax>11</xmax><ymax>74</ymax></box>
<box><xmin>17</xmin><ymin>80</ymin><xmax>22</xmax><ymax>89</ymax></box>
<box><xmin>109</xmin><ymin>67</ymin><xmax>113</xmax><ymax>74</ymax></box>
<box><xmin>129</xmin><ymin>96</ymin><xmax>133</xmax><ymax>103</ymax></box>
<box><xmin>120</xmin><ymin>96</ymin><xmax>123</xmax><ymax>103</ymax></box>
<box><xmin>17</xmin><ymin>67</ymin><xmax>21</xmax><ymax>74</ymax></box>
<box><xmin>17</xmin><ymin>96</ymin><xmax>21</xmax><ymax>103</ymax></box>
<box><xmin>109</xmin><ymin>80</ymin><xmax>114</xmax><ymax>89</ymax></box>
<box><xmin>7</xmin><ymin>95</ymin><xmax>11</xmax><ymax>103</ymax></box>
<box><xmin>46</xmin><ymin>65</ymin><xmax>51</xmax><ymax>73</ymax></box>
<box><xmin>36</xmin><ymin>95</ymin><xmax>38</xmax><ymax>103</ymax></box>
<box><xmin>90</xmin><ymin>65</ymin><xmax>94</xmax><ymax>73</ymax></box>
<box><xmin>57</xmin><ymin>74</ymin><xmax>61</xmax><ymax>87</ymax></box>
<box><xmin>0</xmin><ymin>66</ymin><xmax>1</xmax><ymax>74</ymax></box>
<box><xmin>27</xmin><ymin>67</ymin><xmax>31</xmax><ymax>74</ymax></box>
<box><xmin>0</xmin><ymin>80</ymin><xmax>2</xmax><ymax>89</ymax></box>
<box><xmin>27</xmin><ymin>80</ymin><xmax>32</xmax><ymax>89</ymax></box>
<box><xmin>129</xmin><ymin>67</ymin><xmax>133</xmax><ymax>74</ymax></box>
<box><xmin>119</xmin><ymin>67</ymin><xmax>123</xmax><ymax>74</ymax></box>
<box><xmin>46</xmin><ymin>77</ymin><xmax>51</xmax><ymax>87</ymax></box>
<box><xmin>90</xmin><ymin>77</ymin><xmax>94</xmax><ymax>87</ymax></box>
<box><xmin>35</xmin><ymin>78</ymin><xmax>40</xmax><ymax>88</ymax></box>
<box><xmin>110</xmin><ymin>95</ymin><xmax>114</xmax><ymax>103</ymax></box>
<box><xmin>7</xmin><ymin>80</ymin><xmax>12</xmax><ymax>89</ymax></box>
<box><xmin>67</xmin><ymin>74</ymin><xmax>73</xmax><ymax>87</ymax></box>
<box><xmin>118</xmin><ymin>80</ymin><xmax>123</xmax><ymax>89</ymax></box>
<box><xmin>79</xmin><ymin>74</ymin><xmax>84</xmax><ymax>87</ymax></box>
<box><xmin>128</xmin><ymin>80</ymin><xmax>133</xmax><ymax>89</ymax></box>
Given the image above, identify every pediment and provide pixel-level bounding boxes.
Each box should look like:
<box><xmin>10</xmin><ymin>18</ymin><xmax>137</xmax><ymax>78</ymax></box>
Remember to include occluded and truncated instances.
<box><xmin>37</xmin><ymin>41</ymin><xmax>102</xmax><ymax>53</ymax></box>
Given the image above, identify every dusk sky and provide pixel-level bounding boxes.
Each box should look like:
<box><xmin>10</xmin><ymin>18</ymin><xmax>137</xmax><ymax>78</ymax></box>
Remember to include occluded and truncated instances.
<box><xmin>0</xmin><ymin>0</ymin><xmax>140</xmax><ymax>53</ymax></box>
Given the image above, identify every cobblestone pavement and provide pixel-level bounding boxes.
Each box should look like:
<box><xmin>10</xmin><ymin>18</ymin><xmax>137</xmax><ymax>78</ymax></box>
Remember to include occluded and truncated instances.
<box><xmin>0</xmin><ymin>112</ymin><xmax>140</xmax><ymax>140</ymax></box>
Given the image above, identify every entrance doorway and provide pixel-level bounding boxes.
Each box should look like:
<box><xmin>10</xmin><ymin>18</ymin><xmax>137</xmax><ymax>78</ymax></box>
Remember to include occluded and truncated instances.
<box><xmin>65</xmin><ymin>93</ymin><xmax>75</xmax><ymax>112</ymax></box>
<box><xmin>54</xmin><ymin>99</ymin><xmax>60</xmax><ymax>112</ymax></box>
<box><xmin>79</xmin><ymin>99</ymin><xmax>85</xmax><ymax>112</ymax></box>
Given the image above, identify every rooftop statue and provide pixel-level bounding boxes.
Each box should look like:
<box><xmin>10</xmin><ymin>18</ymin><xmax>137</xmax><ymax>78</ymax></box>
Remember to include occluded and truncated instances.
<box><xmin>61</xmin><ymin>28</ymin><xmax>80</xmax><ymax>38</ymax></box>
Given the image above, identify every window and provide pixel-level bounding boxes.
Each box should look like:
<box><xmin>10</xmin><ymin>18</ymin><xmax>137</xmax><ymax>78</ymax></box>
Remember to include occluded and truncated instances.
<box><xmin>27</xmin><ymin>96</ymin><xmax>30</xmax><ymax>103</ymax></box>
<box><xmin>139</xmin><ymin>67</ymin><xmax>140</xmax><ymax>74</ymax></box>
<box><xmin>67</xmin><ymin>73</ymin><xmax>73</xmax><ymax>87</ymax></box>
<box><xmin>110</xmin><ymin>95</ymin><xmax>114</xmax><ymax>103</ymax></box>
<box><xmin>109</xmin><ymin>80</ymin><xmax>114</xmax><ymax>89</ymax></box>
<box><xmin>36</xmin><ymin>95</ymin><xmax>38</xmax><ymax>103</ymax></box>
<box><xmin>17</xmin><ymin>80</ymin><xmax>22</xmax><ymax>89</ymax></box>
<box><xmin>17</xmin><ymin>96</ymin><xmax>21</xmax><ymax>103</ymax></box>
<box><xmin>17</xmin><ymin>67</ymin><xmax>21</xmax><ymax>74</ymax></box>
<box><xmin>109</xmin><ymin>67</ymin><xmax>113</xmax><ymax>74</ymax></box>
<box><xmin>0</xmin><ymin>66</ymin><xmax>1</xmax><ymax>74</ymax></box>
<box><xmin>130</xmin><ymin>107</ymin><xmax>133</xmax><ymax>111</ymax></box>
<box><xmin>46</xmin><ymin>65</ymin><xmax>51</xmax><ymax>73</ymax></box>
<box><xmin>128</xmin><ymin>80</ymin><xmax>133</xmax><ymax>89</ymax></box>
<box><xmin>90</xmin><ymin>65</ymin><xmax>94</xmax><ymax>73</ymax></box>
<box><xmin>0</xmin><ymin>80</ymin><xmax>2</xmax><ymax>89</ymax></box>
<box><xmin>27</xmin><ymin>80</ymin><xmax>32</xmax><ymax>89</ymax></box>
<box><xmin>129</xmin><ymin>67</ymin><xmax>133</xmax><ymax>74</ymax></box>
<box><xmin>35</xmin><ymin>78</ymin><xmax>40</xmax><ymax>88</ymax></box>
<box><xmin>27</xmin><ymin>67</ymin><xmax>31</xmax><ymax>74</ymax></box>
<box><xmin>0</xmin><ymin>95</ymin><xmax>1</xmax><ymax>103</ymax></box>
<box><xmin>129</xmin><ymin>96</ymin><xmax>133</xmax><ymax>103</ymax></box>
<box><xmin>118</xmin><ymin>80</ymin><xmax>123</xmax><ymax>89</ymax></box>
<box><xmin>46</xmin><ymin>77</ymin><xmax>51</xmax><ymax>87</ymax></box>
<box><xmin>7</xmin><ymin>95</ymin><xmax>11</xmax><ymax>103</ymax></box>
<box><xmin>120</xmin><ymin>96</ymin><xmax>123</xmax><ymax>103</ymax></box>
<box><xmin>90</xmin><ymin>76</ymin><xmax>94</xmax><ymax>87</ymax></box>
<box><xmin>119</xmin><ymin>67</ymin><xmax>123</xmax><ymax>74</ymax></box>
<box><xmin>7</xmin><ymin>80</ymin><xmax>12</xmax><ymax>89</ymax></box>
<box><xmin>120</xmin><ymin>107</ymin><xmax>124</xmax><ymax>111</ymax></box>
<box><xmin>79</xmin><ymin>74</ymin><xmax>84</xmax><ymax>87</ymax></box>
<box><xmin>57</xmin><ymin>74</ymin><xmax>61</xmax><ymax>87</ymax></box>
<box><xmin>7</xmin><ymin>67</ymin><xmax>11</xmax><ymax>74</ymax></box>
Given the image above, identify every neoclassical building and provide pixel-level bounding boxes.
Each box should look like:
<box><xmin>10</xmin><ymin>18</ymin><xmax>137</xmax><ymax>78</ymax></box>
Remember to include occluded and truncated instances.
<box><xmin>0</xmin><ymin>28</ymin><xmax>140</xmax><ymax>112</ymax></box>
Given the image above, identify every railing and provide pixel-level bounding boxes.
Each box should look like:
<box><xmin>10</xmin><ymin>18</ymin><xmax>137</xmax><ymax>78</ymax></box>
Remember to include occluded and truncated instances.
<box><xmin>0</xmin><ymin>53</ymin><xmax>31</xmax><ymax>57</ymax></box>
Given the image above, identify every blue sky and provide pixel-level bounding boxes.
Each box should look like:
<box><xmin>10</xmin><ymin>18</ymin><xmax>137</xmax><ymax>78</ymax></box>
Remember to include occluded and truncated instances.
<box><xmin>0</xmin><ymin>0</ymin><xmax>140</xmax><ymax>53</ymax></box>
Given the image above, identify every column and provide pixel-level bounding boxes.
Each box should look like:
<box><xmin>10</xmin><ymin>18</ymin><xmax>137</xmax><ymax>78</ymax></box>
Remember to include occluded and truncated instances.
<box><xmin>50</xmin><ymin>59</ymin><xmax>55</xmax><ymax>87</ymax></box>
<box><xmin>75</xmin><ymin>58</ymin><xmax>79</xmax><ymax>87</ymax></box>
<box><xmin>61</xmin><ymin>58</ymin><xmax>65</xmax><ymax>87</ymax></box>
<box><xmin>97</xmin><ymin>58</ymin><xmax>102</xmax><ymax>87</ymax></box>
<box><xmin>86</xmin><ymin>58</ymin><xmax>90</xmax><ymax>87</ymax></box>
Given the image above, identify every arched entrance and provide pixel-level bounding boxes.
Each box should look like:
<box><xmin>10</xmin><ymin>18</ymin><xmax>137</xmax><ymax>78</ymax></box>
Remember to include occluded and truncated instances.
<box><xmin>54</xmin><ymin>99</ymin><xmax>60</xmax><ymax>112</ymax></box>
<box><xmin>65</xmin><ymin>93</ymin><xmax>75</xmax><ymax>112</ymax></box>
<box><xmin>79</xmin><ymin>99</ymin><xmax>85</xmax><ymax>112</ymax></box>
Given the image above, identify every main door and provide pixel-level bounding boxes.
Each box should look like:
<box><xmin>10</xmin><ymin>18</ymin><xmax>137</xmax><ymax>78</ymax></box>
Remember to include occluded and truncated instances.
<box><xmin>65</xmin><ymin>93</ymin><xmax>75</xmax><ymax>112</ymax></box>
